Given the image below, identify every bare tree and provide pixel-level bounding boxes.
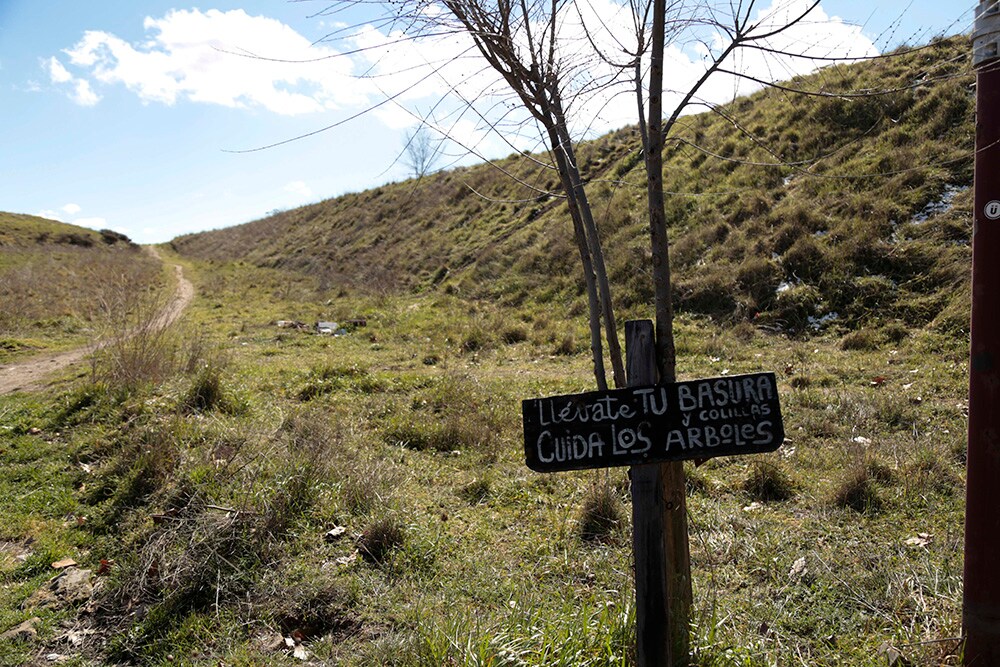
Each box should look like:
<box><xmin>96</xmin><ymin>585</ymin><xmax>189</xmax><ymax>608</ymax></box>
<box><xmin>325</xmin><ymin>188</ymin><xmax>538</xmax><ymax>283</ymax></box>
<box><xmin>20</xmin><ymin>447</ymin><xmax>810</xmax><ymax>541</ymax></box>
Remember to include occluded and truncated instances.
<box><xmin>285</xmin><ymin>5</ymin><xmax>956</xmax><ymax>657</ymax></box>
<box><xmin>395</xmin><ymin>0</ymin><xmax>629</xmax><ymax>390</ymax></box>
<box><xmin>403</xmin><ymin>123</ymin><xmax>443</xmax><ymax>179</ymax></box>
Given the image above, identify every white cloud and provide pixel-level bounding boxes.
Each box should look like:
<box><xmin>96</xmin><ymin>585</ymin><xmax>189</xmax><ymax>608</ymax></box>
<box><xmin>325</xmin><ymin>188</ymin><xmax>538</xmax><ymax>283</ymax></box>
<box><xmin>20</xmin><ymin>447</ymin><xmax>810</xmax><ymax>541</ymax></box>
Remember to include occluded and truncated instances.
<box><xmin>70</xmin><ymin>79</ymin><xmax>100</xmax><ymax>106</ymax></box>
<box><xmin>340</xmin><ymin>0</ymin><xmax>881</xmax><ymax>152</ymax></box>
<box><xmin>61</xmin><ymin>9</ymin><xmax>365</xmax><ymax>115</ymax></box>
<box><xmin>37</xmin><ymin>205</ymin><xmax>106</xmax><ymax>231</ymax></box>
<box><xmin>49</xmin><ymin>2</ymin><xmax>880</xmax><ymax>157</ymax></box>
<box><xmin>45</xmin><ymin>56</ymin><xmax>102</xmax><ymax>106</ymax></box>
<box><xmin>38</xmin><ymin>209</ymin><xmax>65</xmax><ymax>222</ymax></box>
<box><xmin>283</xmin><ymin>180</ymin><xmax>313</xmax><ymax>198</ymax></box>
<box><xmin>46</xmin><ymin>57</ymin><xmax>73</xmax><ymax>83</ymax></box>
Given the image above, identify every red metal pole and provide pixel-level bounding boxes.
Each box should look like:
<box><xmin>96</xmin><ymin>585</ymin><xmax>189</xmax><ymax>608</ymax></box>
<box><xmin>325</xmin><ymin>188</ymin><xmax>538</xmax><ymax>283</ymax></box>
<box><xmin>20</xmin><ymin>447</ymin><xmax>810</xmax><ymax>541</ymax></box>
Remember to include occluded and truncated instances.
<box><xmin>965</xmin><ymin>3</ymin><xmax>1000</xmax><ymax>663</ymax></box>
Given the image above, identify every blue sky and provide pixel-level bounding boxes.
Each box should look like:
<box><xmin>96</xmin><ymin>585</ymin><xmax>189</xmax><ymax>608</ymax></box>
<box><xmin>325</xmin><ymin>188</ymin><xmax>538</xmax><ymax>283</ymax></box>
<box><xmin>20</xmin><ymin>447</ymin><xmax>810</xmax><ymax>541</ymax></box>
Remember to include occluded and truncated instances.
<box><xmin>0</xmin><ymin>1</ymin><xmax>973</xmax><ymax>244</ymax></box>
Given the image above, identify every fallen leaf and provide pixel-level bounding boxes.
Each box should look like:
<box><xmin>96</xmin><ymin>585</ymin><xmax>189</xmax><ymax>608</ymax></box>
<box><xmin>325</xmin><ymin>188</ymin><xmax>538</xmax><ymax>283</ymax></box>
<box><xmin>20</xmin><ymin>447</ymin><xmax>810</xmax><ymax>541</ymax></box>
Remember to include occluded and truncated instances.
<box><xmin>852</xmin><ymin>436</ymin><xmax>872</xmax><ymax>445</ymax></box>
<box><xmin>905</xmin><ymin>534</ymin><xmax>932</xmax><ymax>547</ymax></box>
<box><xmin>870</xmin><ymin>376</ymin><xmax>887</xmax><ymax>387</ymax></box>
<box><xmin>878</xmin><ymin>642</ymin><xmax>911</xmax><ymax>666</ymax></box>
<box><xmin>293</xmin><ymin>645</ymin><xmax>309</xmax><ymax>661</ymax></box>
<box><xmin>97</xmin><ymin>559</ymin><xmax>113</xmax><ymax>575</ymax></box>
<box><xmin>51</xmin><ymin>558</ymin><xmax>77</xmax><ymax>570</ymax></box>
<box><xmin>788</xmin><ymin>556</ymin><xmax>807</xmax><ymax>579</ymax></box>
<box><xmin>324</xmin><ymin>526</ymin><xmax>347</xmax><ymax>542</ymax></box>
<box><xmin>742</xmin><ymin>502</ymin><xmax>762</xmax><ymax>512</ymax></box>
<box><xmin>335</xmin><ymin>551</ymin><xmax>358</xmax><ymax>566</ymax></box>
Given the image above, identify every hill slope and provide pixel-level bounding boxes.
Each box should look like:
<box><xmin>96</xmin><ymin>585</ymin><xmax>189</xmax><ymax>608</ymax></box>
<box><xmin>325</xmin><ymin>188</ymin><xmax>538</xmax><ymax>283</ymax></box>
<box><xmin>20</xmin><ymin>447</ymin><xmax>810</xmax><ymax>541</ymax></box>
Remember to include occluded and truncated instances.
<box><xmin>173</xmin><ymin>37</ymin><xmax>974</xmax><ymax>336</ymax></box>
<box><xmin>0</xmin><ymin>213</ymin><xmax>158</xmax><ymax>359</ymax></box>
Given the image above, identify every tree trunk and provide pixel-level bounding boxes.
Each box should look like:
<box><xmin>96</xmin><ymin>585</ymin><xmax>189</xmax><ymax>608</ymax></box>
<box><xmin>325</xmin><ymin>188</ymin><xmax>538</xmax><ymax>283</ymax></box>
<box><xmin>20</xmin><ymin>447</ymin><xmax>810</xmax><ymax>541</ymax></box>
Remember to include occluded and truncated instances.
<box><xmin>550</xmin><ymin>99</ymin><xmax>626</xmax><ymax>388</ymax></box>
<box><xmin>546</xmin><ymin>125</ymin><xmax>609</xmax><ymax>390</ymax></box>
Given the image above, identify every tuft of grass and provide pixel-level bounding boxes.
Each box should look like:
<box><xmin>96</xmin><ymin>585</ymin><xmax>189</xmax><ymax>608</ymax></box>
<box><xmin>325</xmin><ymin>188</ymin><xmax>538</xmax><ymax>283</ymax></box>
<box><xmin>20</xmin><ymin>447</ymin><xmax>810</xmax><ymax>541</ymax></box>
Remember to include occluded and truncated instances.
<box><xmin>181</xmin><ymin>363</ymin><xmax>236</xmax><ymax>414</ymax></box>
<box><xmin>833</xmin><ymin>467</ymin><xmax>883</xmax><ymax>514</ymax></box>
<box><xmin>579</xmin><ymin>481</ymin><xmax>624</xmax><ymax>543</ymax></box>
<box><xmin>457</xmin><ymin>478</ymin><xmax>492</xmax><ymax>505</ymax></box>
<box><xmin>553</xmin><ymin>334</ymin><xmax>580</xmax><ymax>356</ymax></box>
<box><xmin>500</xmin><ymin>325</ymin><xmax>529</xmax><ymax>345</ymax></box>
<box><xmin>358</xmin><ymin>515</ymin><xmax>405</xmax><ymax>564</ymax></box>
<box><xmin>840</xmin><ymin>329</ymin><xmax>880</xmax><ymax>351</ymax></box>
<box><xmin>742</xmin><ymin>460</ymin><xmax>795</xmax><ymax>502</ymax></box>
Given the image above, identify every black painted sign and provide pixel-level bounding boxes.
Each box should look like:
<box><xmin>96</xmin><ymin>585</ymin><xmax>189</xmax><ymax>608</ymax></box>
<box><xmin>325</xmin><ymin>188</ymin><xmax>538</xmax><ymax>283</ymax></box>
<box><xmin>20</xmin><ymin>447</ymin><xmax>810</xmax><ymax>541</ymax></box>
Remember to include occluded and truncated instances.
<box><xmin>522</xmin><ymin>372</ymin><xmax>784</xmax><ymax>472</ymax></box>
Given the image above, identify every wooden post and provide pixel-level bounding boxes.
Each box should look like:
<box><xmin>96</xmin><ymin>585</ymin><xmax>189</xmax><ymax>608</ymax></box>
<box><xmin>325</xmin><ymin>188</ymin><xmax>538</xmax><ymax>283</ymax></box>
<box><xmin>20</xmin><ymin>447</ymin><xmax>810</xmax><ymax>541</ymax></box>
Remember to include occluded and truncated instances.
<box><xmin>965</xmin><ymin>4</ymin><xmax>1000</xmax><ymax>661</ymax></box>
<box><xmin>626</xmin><ymin>320</ymin><xmax>692</xmax><ymax>666</ymax></box>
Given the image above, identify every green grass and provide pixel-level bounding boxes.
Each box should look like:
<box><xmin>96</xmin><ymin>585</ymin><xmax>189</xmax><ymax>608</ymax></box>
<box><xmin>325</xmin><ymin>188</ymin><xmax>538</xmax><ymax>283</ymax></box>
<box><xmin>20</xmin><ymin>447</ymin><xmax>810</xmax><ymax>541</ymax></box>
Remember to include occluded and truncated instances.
<box><xmin>0</xmin><ymin>250</ymin><xmax>969</xmax><ymax>665</ymax></box>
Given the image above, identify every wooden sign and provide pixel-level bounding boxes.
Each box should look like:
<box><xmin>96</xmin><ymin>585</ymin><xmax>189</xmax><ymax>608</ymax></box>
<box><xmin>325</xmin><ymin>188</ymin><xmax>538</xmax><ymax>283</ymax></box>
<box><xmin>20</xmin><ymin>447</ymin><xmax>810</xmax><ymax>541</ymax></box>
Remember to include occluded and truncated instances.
<box><xmin>522</xmin><ymin>372</ymin><xmax>783</xmax><ymax>472</ymax></box>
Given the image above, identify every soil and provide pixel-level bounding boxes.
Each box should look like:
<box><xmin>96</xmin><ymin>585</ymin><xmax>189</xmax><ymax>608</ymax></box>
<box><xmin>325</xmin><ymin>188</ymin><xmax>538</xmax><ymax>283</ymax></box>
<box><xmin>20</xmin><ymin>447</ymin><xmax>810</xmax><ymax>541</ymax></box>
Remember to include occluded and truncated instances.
<box><xmin>0</xmin><ymin>256</ymin><xmax>194</xmax><ymax>396</ymax></box>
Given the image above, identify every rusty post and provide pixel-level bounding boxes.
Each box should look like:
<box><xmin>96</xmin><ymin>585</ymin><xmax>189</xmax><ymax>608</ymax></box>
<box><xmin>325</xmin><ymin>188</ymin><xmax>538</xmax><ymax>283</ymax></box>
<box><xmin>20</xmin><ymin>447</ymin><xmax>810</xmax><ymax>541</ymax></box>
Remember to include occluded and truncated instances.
<box><xmin>965</xmin><ymin>2</ymin><xmax>1000</xmax><ymax>663</ymax></box>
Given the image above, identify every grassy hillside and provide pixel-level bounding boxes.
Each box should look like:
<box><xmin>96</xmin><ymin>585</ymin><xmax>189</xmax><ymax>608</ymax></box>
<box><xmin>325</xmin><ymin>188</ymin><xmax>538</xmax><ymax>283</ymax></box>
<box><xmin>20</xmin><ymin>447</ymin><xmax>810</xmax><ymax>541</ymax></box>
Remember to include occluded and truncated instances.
<box><xmin>0</xmin><ymin>213</ymin><xmax>160</xmax><ymax>361</ymax></box>
<box><xmin>173</xmin><ymin>37</ymin><xmax>974</xmax><ymax>338</ymax></box>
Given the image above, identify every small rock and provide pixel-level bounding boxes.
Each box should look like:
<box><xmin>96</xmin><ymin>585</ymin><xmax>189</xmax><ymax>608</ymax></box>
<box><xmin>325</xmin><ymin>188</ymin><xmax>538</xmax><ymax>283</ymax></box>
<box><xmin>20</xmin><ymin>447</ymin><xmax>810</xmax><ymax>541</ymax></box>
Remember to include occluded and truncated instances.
<box><xmin>25</xmin><ymin>568</ymin><xmax>93</xmax><ymax>610</ymax></box>
<box><xmin>54</xmin><ymin>568</ymin><xmax>94</xmax><ymax>604</ymax></box>
<box><xmin>256</xmin><ymin>631</ymin><xmax>285</xmax><ymax>653</ymax></box>
<box><xmin>51</xmin><ymin>559</ymin><xmax>77</xmax><ymax>570</ymax></box>
<box><xmin>1</xmin><ymin>617</ymin><xmax>41</xmax><ymax>641</ymax></box>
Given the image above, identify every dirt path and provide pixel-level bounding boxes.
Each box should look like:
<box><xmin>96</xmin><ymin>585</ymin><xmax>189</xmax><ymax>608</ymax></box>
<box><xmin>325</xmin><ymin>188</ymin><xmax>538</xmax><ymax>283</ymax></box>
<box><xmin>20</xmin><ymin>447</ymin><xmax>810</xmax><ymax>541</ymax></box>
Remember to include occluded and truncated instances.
<box><xmin>0</xmin><ymin>255</ymin><xmax>194</xmax><ymax>396</ymax></box>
